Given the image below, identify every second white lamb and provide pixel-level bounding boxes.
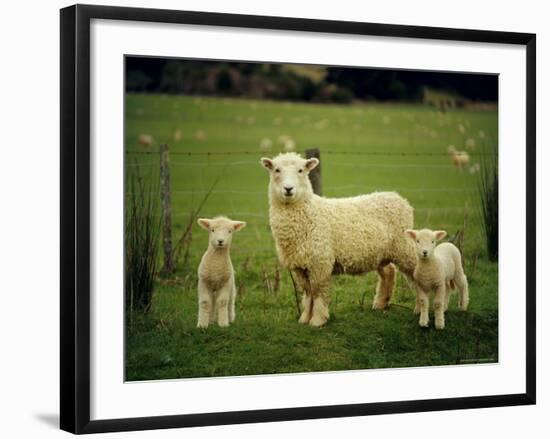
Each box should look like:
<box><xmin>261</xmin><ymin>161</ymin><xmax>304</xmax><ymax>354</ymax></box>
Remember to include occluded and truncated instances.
<box><xmin>405</xmin><ymin>228</ymin><xmax>469</xmax><ymax>330</ymax></box>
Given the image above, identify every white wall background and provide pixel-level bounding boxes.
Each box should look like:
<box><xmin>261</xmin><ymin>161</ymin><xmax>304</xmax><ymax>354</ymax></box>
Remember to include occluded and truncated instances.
<box><xmin>0</xmin><ymin>0</ymin><xmax>546</xmax><ymax>437</ymax></box>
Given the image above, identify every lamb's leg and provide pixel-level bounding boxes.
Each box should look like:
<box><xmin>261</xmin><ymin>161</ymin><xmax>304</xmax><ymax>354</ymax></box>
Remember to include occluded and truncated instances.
<box><xmin>197</xmin><ymin>280</ymin><xmax>212</xmax><ymax>328</ymax></box>
<box><xmin>372</xmin><ymin>263</ymin><xmax>396</xmax><ymax>310</ymax></box>
<box><xmin>455</xmin><ymin>273</ymin><xmax>469</xmax><ymax>311</ymax></box>
<box><xmin>215</xmin><ymin>284</ymin><xmax>232</xmax><ymax>327</ymax></box>
<box><xmin>444</xmin><ymin>282</ymin><xmax>452</xmax><ymax>312</ymax></box>
<box><xmin>413</xmin><ymin>291</ymin><xmax>421</xmax><ymax>315</ymax></box>
<box><xmin>416</xmin><ymin>286</ymin><xmax>430</xmax><ymax>328</ymax></box>
<box><xmin>433</xmin><ymin>284</ymin><xmax>446</xmax><ymax>330</ymax></box>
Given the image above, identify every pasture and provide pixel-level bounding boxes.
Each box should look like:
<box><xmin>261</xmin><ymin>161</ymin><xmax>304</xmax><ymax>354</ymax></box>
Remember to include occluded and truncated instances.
<box><xmin>125</xmin><ymin>93</ymin><xmax>498</xmax><ymax>381</ymax></box>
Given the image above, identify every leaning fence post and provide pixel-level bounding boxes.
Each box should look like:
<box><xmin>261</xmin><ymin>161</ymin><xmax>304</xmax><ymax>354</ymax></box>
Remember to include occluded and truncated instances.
<box><xmin>160</xmin><ymin>143</ymin><xmax>174</xmax><ymax>273</ymax></box>
<box><xmin>305</xmin><ymin>148</ymin><xmax>322</xmax><ymax>195</ymax></box>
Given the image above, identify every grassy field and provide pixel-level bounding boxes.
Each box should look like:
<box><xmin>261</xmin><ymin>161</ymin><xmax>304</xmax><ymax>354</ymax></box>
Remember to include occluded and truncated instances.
<box><xmin>125</xmin><ymin>94</ymin><xmax>498</xmax><ymax>381</ymax></box>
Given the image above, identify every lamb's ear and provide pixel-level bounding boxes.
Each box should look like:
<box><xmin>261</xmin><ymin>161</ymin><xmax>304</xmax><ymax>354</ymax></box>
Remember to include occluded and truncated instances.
<box><xmin>305</xmin><ymin>157</ymin><xmax>319</xmax><ymax>172</ymax></box>
<box><xmin>198</xmin><ymin>218</ymin><xmax>211</xmax><ymax>230</ymax></box>
<box><xmin>260</xmin><ymin>158</ymin><xmax>273</xmax><ymax>170</ymax></box>
<box><xmin>232</xmin><ymin>221</ymin><xmax>246</xmax><ymax>232</ymax></box>
<box><xmin>434</xmin><ymin>230</ymin><xmax>447</xmax><ymax>241</ymax></box>
<box><xmin>405</xmin><ymin>229</ymin><xmax>417</xmax><ymax>240</ymax></box>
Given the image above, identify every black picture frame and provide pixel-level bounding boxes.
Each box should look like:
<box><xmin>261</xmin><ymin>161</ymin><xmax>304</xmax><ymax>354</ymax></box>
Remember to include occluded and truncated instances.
<box><xmin>60</xmin><ymin>4</ymin><xmax>536</xmax><ymax>434</ymax></box>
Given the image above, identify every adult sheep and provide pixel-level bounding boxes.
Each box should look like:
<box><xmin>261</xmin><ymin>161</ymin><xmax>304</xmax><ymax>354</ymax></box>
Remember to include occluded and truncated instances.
<box><xmin>261</xmin><ymin>152</ymin><xmax>416</xmax><ymax>327</ymax></box>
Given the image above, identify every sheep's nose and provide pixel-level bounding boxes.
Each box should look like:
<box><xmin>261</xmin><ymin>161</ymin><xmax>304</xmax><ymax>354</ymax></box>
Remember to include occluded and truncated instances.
<box><xmin>217</xmin><ymin>239</ymin><xmax>224</xmax><ymax>245</ymax></box>
<box><xmin>422</xmin><ymin>250</ymin><xmax>428</xmax><ymax>257</ymax></box>
<box><xmin>284</xmin><ymin>186</ymin><xmax>294</xmax><ymax>194</ymax></box>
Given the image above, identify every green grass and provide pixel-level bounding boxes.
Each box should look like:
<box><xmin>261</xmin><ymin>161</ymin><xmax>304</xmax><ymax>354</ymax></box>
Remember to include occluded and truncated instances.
<box><xmin>125</xmin><ymin>93</ymin><xmax>498</xmax><ymax>381</ymax></box>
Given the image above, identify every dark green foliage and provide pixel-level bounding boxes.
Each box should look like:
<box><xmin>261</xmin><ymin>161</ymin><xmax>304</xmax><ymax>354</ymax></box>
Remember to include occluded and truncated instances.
<box><xmin>478</xmin><ymin>143</ymin><xmax>498</xmax><ymax>261</ymax></box>
<box><xmin>216</xmin><ymin>68</ymin><xmax>233</xmax><ymax>93</ymax></box>
<box><xmin>126</xmin><ymin>57</ymin><xmax>498</xmax><ymax>102</ymax></box>
<box><xmin>330</xmin><ymin>87</ymin><xmax>354</xmax><ymax>103</ymax></box>
<box><xmin>125</xmin><ymin>165</ymin><xmax>161</xmax><ymax>312</ymax></box>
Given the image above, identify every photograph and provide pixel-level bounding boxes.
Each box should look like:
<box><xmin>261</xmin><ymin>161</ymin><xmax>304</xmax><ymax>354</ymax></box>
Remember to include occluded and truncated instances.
<box><xmin>124</xmin><ymin>57</ymin><xmax>499</xmax><ymax>381</ymax></box>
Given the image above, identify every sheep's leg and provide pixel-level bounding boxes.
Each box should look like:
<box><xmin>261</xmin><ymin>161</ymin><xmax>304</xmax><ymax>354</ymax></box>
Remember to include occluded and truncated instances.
<box><xmin>433</xmin><ymin>284</ymin><xmax>446</xmax><ymax>330</ymax></box>
<box><xmin>228</xmin><ymin>278</ymin><xmax>236</xmax><ymax>323</ymax></box>
<box><xmin>416</xmin><ymin>286</ymin><xmax>430</xmax><ymax>328</ymax></box>
<box><xmin>299</xmin><ymin>294</ymin><xmax>313</xmax><ymax>324</ymax></box>
<box><xmin>197</xmin><ymin>280</ymin><xmax>212</xmax><ymax>328</ymax></box>
<box><xmin>215</xmin><ymin>284</ymin><xmax>232</xmax><ymax>327</ymax></box>
<box><xmin>309</xmin><ymin>291</ymin><xmax>330</xmax><ymax>327</ymax></box>
<box><xmin>292</xmin><ymin>269</ymin><xmax>313</xmax><ymax>324</ymax></box>
<box><xmin>413</xmin><ymin>292</ymin><xmax>421</xmax><ymax>315</ymax></box>
<box><xmin>455</xmin><ymin>273</ymin><xmax>469</xmax><ymax>311</ymax></box>
<box><xmin>444</xmin><ymin>282</ymin><xmax>452</xmax><ymax>312</ymax></box>
<box><xmin>372</xmin><ymin>263</ymin><xmax>396</xmax><ymax>310</ymax></box>
<box><xmin>444</xmin><ymin>290</ymin><xmax>451</xmax><ymax>312</ymax></box>
<box><xmin>309</xmin><ymin>270</ymin><xmax>331</xmax><ymax>327</ymax></box>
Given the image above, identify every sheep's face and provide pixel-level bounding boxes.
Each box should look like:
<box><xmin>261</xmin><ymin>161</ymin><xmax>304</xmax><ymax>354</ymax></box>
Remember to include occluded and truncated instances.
<box><xmin>260</xmin><ymin>153</ymin><xmax>319</xmax><ymax>204</ymax></box>
<box><xmin>198</xmin><ymin>216</ymin><xmax>246</xmax><ymax>249</ymax></box>
<box><xmin>405</xmin><ymin>229</ymin><xmax>447</xmax><ymax>260</ymax></box>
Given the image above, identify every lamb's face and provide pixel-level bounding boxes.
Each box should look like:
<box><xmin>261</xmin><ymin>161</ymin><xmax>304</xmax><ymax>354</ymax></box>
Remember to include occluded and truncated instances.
<box><xmin>198</xmin><ymin>216</ymin><xmax>246</xmax><ymax>249</ymax></box>
<box><xmin>260</xmin><ymin>153</ymin><xmax>319</xmax><ymax>204</ymax></box>
<box><xmin>405</xmin><ymin>228</ymin><xmax>447</xmax><ymax>260</ymax></box>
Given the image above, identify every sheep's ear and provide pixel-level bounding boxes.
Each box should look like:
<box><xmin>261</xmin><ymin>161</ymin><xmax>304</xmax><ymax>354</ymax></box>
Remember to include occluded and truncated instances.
<box><xmin>305</xmin><ymin>158</ymin><xmax>319</xmax><ymax>172</ymax></box>
<box><xmin>198</xmin><ymin>218</ymin><xmax>211</xmax><ymax>230</ymax></box>
<box><xmin>261</xmin><ymin>158</ymin><xmax>273</xmax><ymax>170</ymax></box>
<box><xmin>232</xmin><ymin>221</ymin><xmax>246</xmax><ymax>232</ymax></box>
<box><xmin>434</xmin><ymin>230</ymin><xmax>447</xmax><ymax>241</ymax></box>
<box><xmin>405</xmin><ymin>229</ymin><xmax>417</xmax><ymax>240</ymax></box>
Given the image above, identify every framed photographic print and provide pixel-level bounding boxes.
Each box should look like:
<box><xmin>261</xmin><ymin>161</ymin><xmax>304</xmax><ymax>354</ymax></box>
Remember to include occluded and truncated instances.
<box><xmin>60</xmin><ymin>4</ymin><xmax>536</xmax><ymax>434</ymax></box>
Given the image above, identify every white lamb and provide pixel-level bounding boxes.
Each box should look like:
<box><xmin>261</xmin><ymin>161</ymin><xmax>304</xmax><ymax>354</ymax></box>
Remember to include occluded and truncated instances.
<box><xmin>261</xmin><ymin>152</ymin><xmax>417</xmax><ymax>327</ymax></box>
<box><xmin>197</xmin><ymin>216</ymin><xmax>246</xmax><ymax>328</ymax></box>
<box><xmin>405</xmin><ymin>228</ymin><xmax>469</xmax><ymax>330</ymax></box>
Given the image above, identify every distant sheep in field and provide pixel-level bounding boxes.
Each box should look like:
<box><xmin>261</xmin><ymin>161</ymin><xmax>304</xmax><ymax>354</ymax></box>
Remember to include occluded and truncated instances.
<box><xmin>405</xmin><ymin>229</ymin><xmax>469</xmax><ymax>330</ymax></box>
<box><xmin>448</xmin><ymin>145</ymin><xmax>470</xmax><ymax>169</ymax></box>
<box><xmin>283</xmin><ymin>138</ymin><xmax>296</xmax><ymax>152</ymax></box>
<box><xmin>277</xmin><ymin>135</ymin><xmax>296</xmax><ymax>152</ymax></box>
<box><xmin>138</xmin><ymin>133</ymin><xmax>154</xmax><ymax>147</ymax></box>
<box><xmin>469</xmin><ymin>163</ymin><xmax>481</xmax><ymax>174</ymax></box>
<box><xmin>196</xmin><ymin>216</ymin><xmax>246</xmax><ymax>328</ymax></box>
<box><xmin>259</xmin><ymin>138</ymin><xmax>273</xmax><ymax>152</ymax></box>
<box><xmin>465</xmin><ymin>138</ymin><xmax>476</xmax><ymax>149</ymax></box>
<box><xmin>194</xmin><ymin>130</ymin><xmax>207</xmax><ymax>141</ymax></box>
<box><xmin>173</xmin><ymin>129</ymin><xmax>182</xmax><ymax>142</ymax></box>
<box><xmin>277</xmin><ymin>134</ymin><xmax>291</xmax><ymax>144</ymax></box>
<box><xmin>260</xmin><ymin>152</ymin><xmax>417</xmax><ymax>327</ymax></box>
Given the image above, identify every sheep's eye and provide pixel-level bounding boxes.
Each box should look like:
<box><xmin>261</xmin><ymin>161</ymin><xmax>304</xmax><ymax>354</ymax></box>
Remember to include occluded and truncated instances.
<box><xmin>432</xmin><ymin>240</ymin><xmax>435</xmax><ymax>244</ymax></box>
<box><xmin>210</xmin><ymin>228</ymin><xmax>214</xmax><ymax>232</ymax></box>
<box><xmin>298</xmin><ymin>169</ymin><xmax>303</xmax><ymax>173</ymax></box>
<box><xmin>275</xmin><ymin>168</ymin><xmax>281</xmax><ymax>173</ymax></box>
<box><xmin>416</xmin><ymin>240</ymin><xmax>419</xmax><ymax>243</ymax></box>
<box><xmin>228</xmin><ymin>230</ymin><xmax>232</xmax><ymax>234</ymax></box>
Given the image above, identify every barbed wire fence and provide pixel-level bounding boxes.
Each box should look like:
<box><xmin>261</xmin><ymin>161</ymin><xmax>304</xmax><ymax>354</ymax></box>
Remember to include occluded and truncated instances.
<box><xmin>126</xmin><ymin>145</ymin><xmax>481</xmax><ymax>282</ymax></box>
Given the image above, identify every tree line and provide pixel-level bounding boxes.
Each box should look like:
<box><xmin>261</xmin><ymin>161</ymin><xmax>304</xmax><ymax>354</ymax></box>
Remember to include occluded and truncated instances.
<box><xmin>126</xmin><ymin>57</ymin><xmax>497</xmax><ymax>103</ymax></box>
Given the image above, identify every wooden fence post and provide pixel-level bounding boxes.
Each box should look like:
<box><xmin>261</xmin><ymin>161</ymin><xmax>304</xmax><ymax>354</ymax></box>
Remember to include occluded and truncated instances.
<box><xmin>160</xmin><ymin>143</ymin><xmax>174</xmax><ymax>273</ymax></box>
<box><xmin>305</xmin><ymin>148</ymin><xmax>322</xmax><ymax>196</ymax></box>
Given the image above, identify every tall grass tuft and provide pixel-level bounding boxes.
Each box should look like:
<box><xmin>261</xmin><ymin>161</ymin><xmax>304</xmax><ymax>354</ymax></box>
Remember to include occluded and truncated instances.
<box><xmin>125</xmin><ymin>163</ymin><xmax>161</xmax><ymax>312</ymax></box>
<box><xmin>478</xmin><ymin>143</ymin><xmax>498</xmax><ymax>262</ymax></box>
